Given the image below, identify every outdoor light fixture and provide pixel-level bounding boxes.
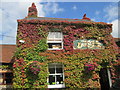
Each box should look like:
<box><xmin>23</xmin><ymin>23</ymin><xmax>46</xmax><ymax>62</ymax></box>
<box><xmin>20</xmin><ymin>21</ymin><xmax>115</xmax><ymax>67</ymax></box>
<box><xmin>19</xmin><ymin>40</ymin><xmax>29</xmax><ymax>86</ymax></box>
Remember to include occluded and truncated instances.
<box><xmin>19</xmin><ymin>40</ymin><xmax>25</xmax><ymax>43</ymax></box>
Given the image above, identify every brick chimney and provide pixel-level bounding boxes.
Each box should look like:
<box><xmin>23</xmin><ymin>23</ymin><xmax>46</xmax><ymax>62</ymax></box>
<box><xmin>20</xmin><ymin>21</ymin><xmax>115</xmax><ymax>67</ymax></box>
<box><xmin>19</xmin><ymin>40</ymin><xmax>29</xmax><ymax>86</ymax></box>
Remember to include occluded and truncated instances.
<box><xmin>82</xmin><ymin>14</ymin><xmax>91</xmax><ymax>21</ymax></box>
<box><xmin>28</xmin><ymin>3</ymin><xmax>38</xmax><ymax>17</ymax></box>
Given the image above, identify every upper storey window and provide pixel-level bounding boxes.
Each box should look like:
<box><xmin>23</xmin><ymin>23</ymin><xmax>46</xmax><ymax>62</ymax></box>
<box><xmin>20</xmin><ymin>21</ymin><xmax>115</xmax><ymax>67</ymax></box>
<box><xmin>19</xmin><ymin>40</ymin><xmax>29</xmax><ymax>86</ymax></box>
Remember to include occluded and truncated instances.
<box><xmin>73</xmin><ymin>39</ymin><xmax>104</xmax><ymax>49</ymax></box>
<box><xmin>47</xmin><ymin>32</ymin><xmax>63</xmax><ymax>50</ymax></box>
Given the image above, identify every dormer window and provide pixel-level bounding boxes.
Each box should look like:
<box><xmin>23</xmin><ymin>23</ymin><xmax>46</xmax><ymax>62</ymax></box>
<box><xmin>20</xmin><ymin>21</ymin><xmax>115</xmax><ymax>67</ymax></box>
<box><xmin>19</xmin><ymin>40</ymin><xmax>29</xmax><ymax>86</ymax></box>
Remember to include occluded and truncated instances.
<box><xmin>47</xmin><ymin>32</ymin><xmax>63</xmax><ymax>50</ymax></box>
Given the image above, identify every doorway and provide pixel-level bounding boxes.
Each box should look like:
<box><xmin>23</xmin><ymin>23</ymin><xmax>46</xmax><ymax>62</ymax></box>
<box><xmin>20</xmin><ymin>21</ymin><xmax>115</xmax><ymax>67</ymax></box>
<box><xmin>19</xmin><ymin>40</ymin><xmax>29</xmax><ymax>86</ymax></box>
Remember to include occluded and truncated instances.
<box><xmin>99</xmin><ymin>68</ymin><xmax>111</xmax><ymax>90</ymax></box>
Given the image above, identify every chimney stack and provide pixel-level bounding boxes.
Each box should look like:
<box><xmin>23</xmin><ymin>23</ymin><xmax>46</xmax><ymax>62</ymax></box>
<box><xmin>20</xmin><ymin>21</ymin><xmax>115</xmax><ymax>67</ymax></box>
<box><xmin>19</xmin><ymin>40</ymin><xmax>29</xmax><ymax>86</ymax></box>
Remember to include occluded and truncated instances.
<box><xmin>28</xmin><ymin>3</ymin><xmax>38</xmax><ymax>17</ymax></box>
<box><xmin>82</xmin><ymin>14</ymin><xmax>91</xmax><ymax>21</ymax></box>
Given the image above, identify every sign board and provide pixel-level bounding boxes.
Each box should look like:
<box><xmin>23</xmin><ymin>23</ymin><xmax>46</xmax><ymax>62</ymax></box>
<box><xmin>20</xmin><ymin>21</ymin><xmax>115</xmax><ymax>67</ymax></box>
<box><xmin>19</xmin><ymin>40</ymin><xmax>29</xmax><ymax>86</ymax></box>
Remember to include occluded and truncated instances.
<box><xmin>73</xmin><ymin>39</ymin><xmax>104</xmax><ymax>49</ymax></box>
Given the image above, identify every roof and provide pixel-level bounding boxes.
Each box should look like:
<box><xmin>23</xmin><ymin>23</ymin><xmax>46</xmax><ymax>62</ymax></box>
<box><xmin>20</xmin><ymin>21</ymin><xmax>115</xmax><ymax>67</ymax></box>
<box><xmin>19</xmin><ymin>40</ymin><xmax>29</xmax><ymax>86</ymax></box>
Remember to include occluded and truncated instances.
<box><xmin>114</xmin><ymin>38</ymin><xmax>120</xmax><ymax>42</ymax></box>
<box><xmin>17</xmin><ymin>17</ymin><xmax>111</xmax><ymax>26</ymax></box>
<box><xmin>0</xmin><ymin>45</ymin><xmax>16</xmax><ymax>63</ymax></box>
<box><xmin>24</xmin><ymin>17</ymin><xmax>94</xmax><ymax>22</ymax></box>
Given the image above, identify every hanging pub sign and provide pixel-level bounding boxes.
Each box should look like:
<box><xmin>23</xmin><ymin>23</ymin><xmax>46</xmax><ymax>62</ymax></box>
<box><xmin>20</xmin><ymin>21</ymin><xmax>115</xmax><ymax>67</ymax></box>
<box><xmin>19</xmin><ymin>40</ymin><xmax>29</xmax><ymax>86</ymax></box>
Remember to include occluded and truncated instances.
<box><xmin>73</xmin><ymin>39</ymin><xmax>104</xmax><ymax>49</ymax></box>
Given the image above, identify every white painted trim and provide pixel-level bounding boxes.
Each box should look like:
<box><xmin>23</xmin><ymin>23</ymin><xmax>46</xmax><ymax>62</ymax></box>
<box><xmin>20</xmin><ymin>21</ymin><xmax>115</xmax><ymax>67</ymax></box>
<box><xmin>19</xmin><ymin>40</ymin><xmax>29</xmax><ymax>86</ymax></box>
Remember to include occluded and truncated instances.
<box><xmin>47</xmin><ymin>41</ymin><xmax>62</xmax><ymax>43</ymax></box>
<box><xmin>107</xmin><ymin>68</ymin><xmax>112</xmax><ymax>87</ymax></box>
<box><xmin>19</xmin><ymin>40</ymin><xmax>25</xmax><ymax>43</ymax></box>
<box><xmin>48</xmin><ymin>84</ymin><xmax>65</xmax><ymax>88</ymax></box>
<box><xmin>48</xmin><ymin>48</ymin><xmax>63</xmax><ymax>50</ymax></box>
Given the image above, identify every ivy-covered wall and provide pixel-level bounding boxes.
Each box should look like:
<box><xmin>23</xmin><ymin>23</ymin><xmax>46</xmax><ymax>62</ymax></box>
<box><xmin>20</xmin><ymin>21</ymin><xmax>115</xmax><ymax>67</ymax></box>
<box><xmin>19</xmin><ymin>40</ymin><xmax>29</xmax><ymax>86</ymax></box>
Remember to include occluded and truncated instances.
<box><xmin>13</xmin><ymin>18</ymin><xmax>118</xmax><ymax>88</ymax></box>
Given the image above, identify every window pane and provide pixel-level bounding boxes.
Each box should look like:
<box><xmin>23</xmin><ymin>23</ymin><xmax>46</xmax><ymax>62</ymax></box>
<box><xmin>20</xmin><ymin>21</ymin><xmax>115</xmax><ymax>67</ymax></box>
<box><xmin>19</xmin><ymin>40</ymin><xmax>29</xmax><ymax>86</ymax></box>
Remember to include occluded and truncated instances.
<box><xmin>48</xmin><ymin>43</ymin><xmax>62</xmax><ymax>49</ymax></box>
<box><xmin>56</xmin><ymin>64</ymin><xmax>63</xmax><ymax>73</ymax></box>
<box><xmin>48</xmin><ymin>32</ymin><xmax>54</xmax><ymax>38</ymax></box>
<box><xmin>6</xmin><ymin>73</ymin><xmax>13</xmax><ymax>78</ymax></box>
<box><xmin>49</xmin><ymin>68</ymin><xmax>55</xmax><ymax>74</ymax></box>
<box><xmin>48</xmin><ymin>43</ymin><xmax>53</xmax><ymax>48</ymax></box>
<box><xmin>47</xmin><ymin>32</ymin><xmax>62</xmax><ymax>41</ymax></box>
<box><xmin>56</xmin><ymin>75</ymin><xmax>63</xmax><ymax>84</ymax></box>
<box><xmin>6</xmin><ymin>79</ymin><xmax>12</xmax><ymax>84</ymax></box>
<box><xmin>49</xmin><ymin>75</ymin><xmax>55</xmax><ymax>85</ymax></box>
<box><xmin>55</xmin><ymin>32</ymin><xmax>62</xmax><ymax>38</ymax></box>
<box><xmin>56</xmin><ymin>68</ymin><xmax>63</xmax><ymax>73</ymax></box>
<box><xmin>49</xmin><ymin>64</ymin><xmax>55</xmax><ymax>74</ymax></box>
<box><xmin>48</xmin><ymin>32</ymin><xmax>52</xmax><ymax>38</ymax></box>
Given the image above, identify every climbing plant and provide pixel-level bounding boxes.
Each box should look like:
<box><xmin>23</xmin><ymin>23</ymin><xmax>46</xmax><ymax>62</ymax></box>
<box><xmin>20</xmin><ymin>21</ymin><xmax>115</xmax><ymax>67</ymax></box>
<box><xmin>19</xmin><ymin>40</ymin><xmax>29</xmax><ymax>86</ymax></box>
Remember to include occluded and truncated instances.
<box><xmin>13</xmin><ymin>19</ymin><xmax>118</xmax><ymax>88</ymax></box>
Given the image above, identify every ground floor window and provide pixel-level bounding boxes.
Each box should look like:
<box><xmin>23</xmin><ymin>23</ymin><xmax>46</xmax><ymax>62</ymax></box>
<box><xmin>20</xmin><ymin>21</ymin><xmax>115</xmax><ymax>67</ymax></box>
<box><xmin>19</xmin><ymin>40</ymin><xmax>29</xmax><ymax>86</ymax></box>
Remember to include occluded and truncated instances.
<box><xmin>48</xmin><ymin>63</ymin><xmax>65</xmax><ymax>88</ymax></box>
<box><xmin>0</xmin><ymin>72</ymin><xmax>13</xmax><ymax>85</ymax></box>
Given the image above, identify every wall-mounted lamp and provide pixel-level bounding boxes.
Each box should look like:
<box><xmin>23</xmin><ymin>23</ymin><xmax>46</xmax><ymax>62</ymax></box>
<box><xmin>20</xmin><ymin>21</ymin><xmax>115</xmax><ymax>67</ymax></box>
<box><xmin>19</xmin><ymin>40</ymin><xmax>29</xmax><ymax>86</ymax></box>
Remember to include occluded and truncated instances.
<box><xmin>19</xmin><ymin>40</ymin><xmax>25</xmax><ymax>43</ymax></box>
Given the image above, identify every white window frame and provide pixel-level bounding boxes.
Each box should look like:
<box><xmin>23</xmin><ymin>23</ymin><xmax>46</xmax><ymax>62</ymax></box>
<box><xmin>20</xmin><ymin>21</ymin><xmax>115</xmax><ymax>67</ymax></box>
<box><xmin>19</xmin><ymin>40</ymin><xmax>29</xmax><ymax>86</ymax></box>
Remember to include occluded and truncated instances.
<box><xmin>48</xmin><ymin>63</ymin><xmax>65</xmax><ymax>88</ymax></box>
<box><xmin>47</xmin><ymin>32</ymin><xmax>63</xmax><ymax>50</ymax></box>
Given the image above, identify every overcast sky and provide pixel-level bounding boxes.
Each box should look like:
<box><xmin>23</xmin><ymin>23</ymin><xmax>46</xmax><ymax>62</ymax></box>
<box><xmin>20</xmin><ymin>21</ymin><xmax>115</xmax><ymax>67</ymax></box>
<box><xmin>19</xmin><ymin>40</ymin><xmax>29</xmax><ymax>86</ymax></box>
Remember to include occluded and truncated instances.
<box><xmin>0</xmin><ymin>0</ymin><xmax>119</xmax><ymax>44</ymax></box>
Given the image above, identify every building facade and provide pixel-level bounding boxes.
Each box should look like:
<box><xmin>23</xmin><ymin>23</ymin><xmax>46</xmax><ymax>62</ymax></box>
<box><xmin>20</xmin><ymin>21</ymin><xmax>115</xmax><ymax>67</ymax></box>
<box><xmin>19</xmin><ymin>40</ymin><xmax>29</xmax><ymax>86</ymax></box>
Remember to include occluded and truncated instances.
<box><xmin>13</xmin><ymin>3</ymin><xmax>119</xmax><ymax>89</ymax></box>
<box><xmin>0</xmin><ymin>45</ymin><xmax>16</xmax><ymax>88</ymax></box>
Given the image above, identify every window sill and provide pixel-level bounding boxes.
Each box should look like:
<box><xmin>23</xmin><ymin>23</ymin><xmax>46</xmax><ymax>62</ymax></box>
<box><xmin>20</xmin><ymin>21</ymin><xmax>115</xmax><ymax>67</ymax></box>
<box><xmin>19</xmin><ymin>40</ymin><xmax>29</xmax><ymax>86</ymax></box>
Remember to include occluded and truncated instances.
<box><xmin>48</xmin><ymin>84</ymin><xmax>65</xmax><ymax>88</ymax></box>
<box><xmin>48</xmin><ymin>48</ymin><xmax>63</xmax><ymax>50</ymax></box>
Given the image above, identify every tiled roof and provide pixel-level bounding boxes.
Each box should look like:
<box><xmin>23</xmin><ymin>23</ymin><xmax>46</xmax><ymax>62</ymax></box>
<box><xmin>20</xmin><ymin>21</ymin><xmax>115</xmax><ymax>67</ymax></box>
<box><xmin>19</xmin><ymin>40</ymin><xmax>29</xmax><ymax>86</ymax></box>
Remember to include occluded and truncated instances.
<box><xmin>24</xmin><ymin>17</ymin><xmax>94</xmax><ymax>22</ymax></box>
<box><xmin>114</xmin><ymin>38</ymin><xmax>120</xmax><ymax>42</ymax></box>
<box><xmin>0</xmin><ymin>45</ymin><xmax>16</xmax><ymax>63</ymax></box>
<box><xmin>18</xmin><ymin>17</ymin><xmax>110</xmax><ymax>25</ymax></box>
